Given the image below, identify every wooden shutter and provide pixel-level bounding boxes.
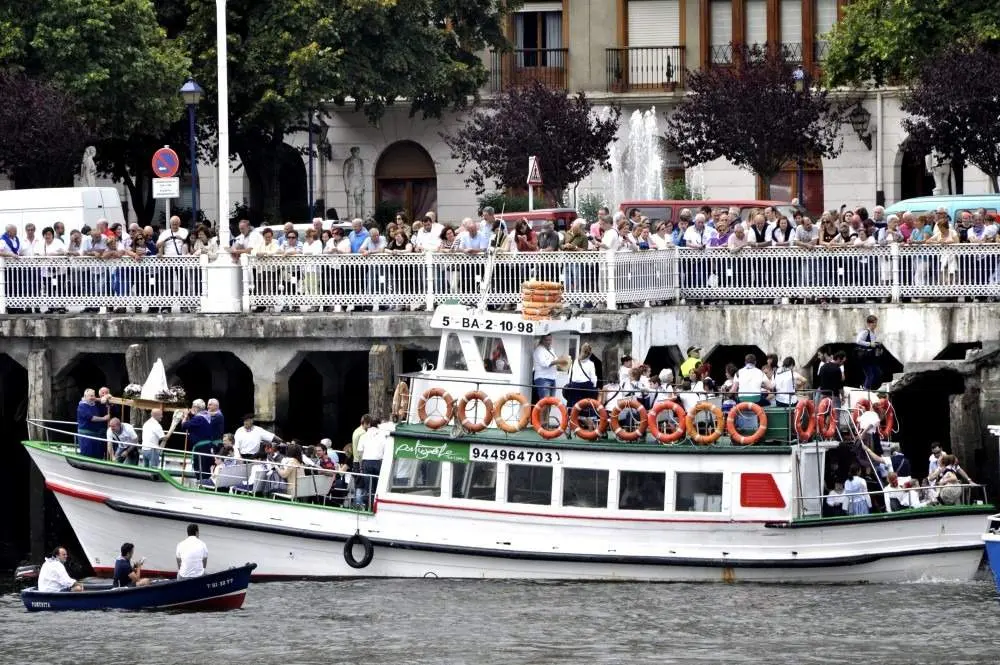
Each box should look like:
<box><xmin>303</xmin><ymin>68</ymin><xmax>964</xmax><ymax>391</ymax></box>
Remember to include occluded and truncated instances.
<box><xmin>744</xmin><ymin>0</ymin><xmax>767</xmax><ymax>46</ymax></box>
<box><xmin>627</xmin><ymin>0</ymin><xmax>681</xmax><ymax>46</ymax></box>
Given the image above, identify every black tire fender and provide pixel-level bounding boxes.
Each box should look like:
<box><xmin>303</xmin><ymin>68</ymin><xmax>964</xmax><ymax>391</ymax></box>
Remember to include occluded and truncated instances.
<box><xmin>344</xmin><ymin>533</ymin><xmax>374</xmax><ymax>569</ymax></box>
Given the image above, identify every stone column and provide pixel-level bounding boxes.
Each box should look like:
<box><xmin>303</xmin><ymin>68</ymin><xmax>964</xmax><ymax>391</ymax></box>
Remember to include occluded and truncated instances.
<box><xmin>601</xmin><ymin>343</ymin><xmax>625</xmax><ymax>386</ymax></box>
<box><xmin>254</xmin><ymin>377</ymin><xmax>278</xmax><ymax>429</ymax></box>
<box><xmin>27</xmin><ymin>349</ymin><xmax>52</xmax><ymax>562</ymax></box>
<box><xmin>949</xmin><ymin>378</ymin><xmax>982</xmax><ymax>468</ymax></box>
<box><xmin>369</xmin><ymin>344</ymin><xmax>399</xmax><ymax>421</ymax></box>
<box><xmin>125</xmin><ymin>343</ymin><xmax>151</xmax><ymax>427</ymax></box>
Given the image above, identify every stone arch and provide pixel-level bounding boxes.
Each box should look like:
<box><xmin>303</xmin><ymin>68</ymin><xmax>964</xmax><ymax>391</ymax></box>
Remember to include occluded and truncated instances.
<box><xmin>889</xmin><ymin>368</ymin><xmax>966</xmax><ymax>476</ymax></box>
<box><xmin>167</xmin><ymin>352</ymin><xmax>253</xmax><ymax>425</ymax></box>
<box><xmin>898</xmin><ymin>137</ymin><xmax>935</xmax><ymax>201</ymax></box>
<box><xmin>702</xmin><ymin>344</ymin><xmax>767</xmax><ymax>385</ymax></box>
<box><xmin>0</xmin><ymin>354</ymin><xmax>28</xmax><ymax>570</ymax></box>
<box><xmin>375</xmin><ymin>140</ymin><xmax>437</xmax><ymax>223</ymax></box>
<box><xmin>51</xmin><ymin>353</ymin><xmax>128</xmax><ymax>421</ymax></box>
<box><xmin>279</xmin><ymin>351</ymin><xmax>370</xmax><ymax>445</ymax></box>
<box><xmin>643</xmin><ymin>345</ymin><xmax>684</xmax><ymax>382</ymax></box>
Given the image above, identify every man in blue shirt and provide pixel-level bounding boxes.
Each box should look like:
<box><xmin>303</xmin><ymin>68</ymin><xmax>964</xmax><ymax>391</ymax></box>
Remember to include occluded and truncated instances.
<box><xmin>180</xmin><ymin>399</ymin><xmax>216</xmax><ymax>481</ymax></box>
<box><xmin>113</xmin><ymin>542</ymin><xmax>150</xmax><ymax>588</ymax></box>
<box><xmin>348</xmin><ymin>218</ymin><xmax>369</xmax><ymax>254</ymax></box>
<box><xmin>457</xmin><ymin>219</ymin><xmax>490</xmax><ymax>254</ymax></box>
<box><xmin>76</xmin><ymin>388</ymin><xmax>110</xmax><ymax>458</ymax></box>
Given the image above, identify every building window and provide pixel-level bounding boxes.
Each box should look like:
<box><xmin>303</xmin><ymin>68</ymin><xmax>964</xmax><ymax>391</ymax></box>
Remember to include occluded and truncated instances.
<box><xmin>675</xmin><ymin>472</ymin><xmax>723</xmax><ymax>512</ymax></box>
<box><xmin>618</xmin><ymin>471</ymin><xmax>666</xmax><ymax>511</ymax></box>
<box><xmin>514</xmin><ymin>2</ymin><xmax>564</xmax><ymax>67</ymax></box>
<box><xmin>562</xmin><ymin>468</ymin><xmax>609</xmax><ymax>508</ymax></box>
<box><xmin>475</xmin><ymin>336</ymin><xmax>511</xmax><ymax>374</ymax></box>
<box><xmin>390</xmin><ymin>459</ymin><xmax>442</xmax><ymax>497</ymax></box>
<box><xmin>452</xmin><ymin>461</ymin><xmax>497</xmax><ymax>501</ymax></box>
<box><xmin>744</xmin><ymin>0</ymin><xmax>767</xmax><ymax>46</ymax></box>
<box><xmin>779</xmin><ymin>0</ymin><xmax>803</xmax><ymax>61</ymax></box>
<box><xmin>709</xmin><ymin>0</ymin><xmax>733</xmax><ymax>63</ymax></box>
<box><xmin>443</xmin><ymin>333</ymin><xmax>467</xmax><ymax>371</ymax></box>
<box><xmin>507</xmin><ymin>464</ymin><xmax>553</xmax><ymax>505</ymax></box>
<box><xmin>814</xmin><ymin>0</ymin><xmax>837</xmax><ymax>61</ymax></box>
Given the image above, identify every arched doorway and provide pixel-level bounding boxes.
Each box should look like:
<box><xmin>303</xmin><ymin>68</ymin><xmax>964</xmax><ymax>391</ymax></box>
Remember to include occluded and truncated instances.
<box><xmin>375</xmin><ymin>141</ymin><xmax>437</xmax><ymax>223</ymax></box>
<box><xmin>899</xmin><ymin>140</ymin><xmax>935</xmax><ymax>201</ymax></box>
<box><xmin>758</xmin><ymin>157</ymin><xmax>824</xmax><ymax>218</ymax></box>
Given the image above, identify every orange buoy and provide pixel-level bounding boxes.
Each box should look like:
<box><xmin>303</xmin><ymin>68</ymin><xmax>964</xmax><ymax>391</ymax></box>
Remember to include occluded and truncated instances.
<box><xmin>494</xmin><ymin>392</ymin><xmax>530</xmax><ymax>433</ymax></box>
<box><xmin>816</xmin><ymin>397</ymin><xmax>836</xmax><ymax>439</ymax></box>
<box><xmin>646</xmin><ymin>400</ymin><xmax>687</xmax><ymax>444</ymax></box>
<box><xmin>456</xmin><ymin>390</ymin><xmax>494</xmax><ymax>433</ymax></box>
<box><xmin>416</xmin><ymin>388</ymin><xmax>454</xmax><ymax>429</ymax></box>
<box><xmin>531</xmin><ymin>397</ymin><xmax>568</xmax><ymax>440</ymax></box>
<box><xmin>726</xmin><ymin>402</ymin><xmax>768</xmax><ymax>445</ymax></box>
<box><xmin>609</xmin><ymin>399</ymin><xmax>648</xmax><ymax>442</ymax></box>
<box><xmin>873</xmin><ymin>398</ymin><xmax>895</xmax><ymax>439</ymax></box>
<box><xmin>793</xmin><ymin>399</ymin><xmax>816</xmax><ymax>441</ymax></box>
<box><xmin>685</xmin><ymin>402</ymin><xmax>724</xmax><ymax>445</ymax></box>
<box><xmin>568</xmin><ymin>399</ymin><xmax>608</xmax><ymax>441</ymax></box>
<box><xmin>851</xmin><ymin>398</ymin><xmax>872</xmax><ymax>428</ymax></box>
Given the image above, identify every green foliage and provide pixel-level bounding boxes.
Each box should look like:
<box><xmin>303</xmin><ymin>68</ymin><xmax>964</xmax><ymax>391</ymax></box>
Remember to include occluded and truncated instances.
<box><xmin>477</xmin><ymin>191</ymin><xmax>531</xmax><ymax>214</ymax></box>
<box><xmin>576</xmin><ymin>192</ymin><xmax>607</xmax><ymax>223</ymax></box>
<box><xmin>665</xmin><ymin>177</ymin><xmax>699</xmax><ymax>201</ymax></box>
<box><xmin>372</xmin><ymin>199</ymin><xmax>404</xmax><ymax>230</ymax></box>
<box><xmin>824</xmin><ymin>0</ymin><xmax>1000</xmax><ymax>87</ymax></box>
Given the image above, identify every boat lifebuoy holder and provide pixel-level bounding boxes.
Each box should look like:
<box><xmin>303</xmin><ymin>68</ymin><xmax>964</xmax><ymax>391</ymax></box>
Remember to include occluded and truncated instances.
<box><xmin>344</xmin><ymin>533</ymin><xmax>374</xmax><ymax>569</ymax></box>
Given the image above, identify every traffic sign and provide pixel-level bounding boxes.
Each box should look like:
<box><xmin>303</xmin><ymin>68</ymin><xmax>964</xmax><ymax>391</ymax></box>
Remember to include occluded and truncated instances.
<box><xmin>527</xmin><ymin>156</ymin><xmax>543</xmax><ymax>186</ymax></box>
<box><xmin>152</xmin><ymin>177</ymin><xmax>180</xmax><ymax>199</ymax></box>
<box><xmin>152</xmin><ymin>147</ymin><xmax>180</xmax><ymax>179</ymax></box>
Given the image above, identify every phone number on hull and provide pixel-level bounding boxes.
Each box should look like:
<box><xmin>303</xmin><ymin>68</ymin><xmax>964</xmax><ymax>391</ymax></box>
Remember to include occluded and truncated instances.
<box><xmin>470</xmin><ymin>446</ymin><xmax>562</xmax><ymax>465</ymax></box>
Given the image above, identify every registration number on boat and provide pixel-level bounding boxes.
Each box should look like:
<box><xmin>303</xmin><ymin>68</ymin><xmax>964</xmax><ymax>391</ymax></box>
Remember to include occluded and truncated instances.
<box><xmin>470</xmin><ymin>446</ymin><xmax>562</xmax><ymax>465</ymax></box>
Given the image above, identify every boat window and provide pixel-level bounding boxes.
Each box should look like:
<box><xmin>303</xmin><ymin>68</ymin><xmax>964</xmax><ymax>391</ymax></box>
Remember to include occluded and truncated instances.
<box><xmin>506</xmin><ymin>464</ymin><xmax>553</xmax><ymax>505</ymax></box>
<box><xmin>451</xmin><ymin>461</ymin><xmax>497</xmax><ymax>501</ymax></box>
<box><xmin>476</xmin><ymin>336</ymin><xmax>511</xmax><ymax>374</ymax></box>
<box><xmin>389</xmin><ymin>458</ymin><xmax>442</xmax><ymax>497</ymax></box>
<box><xmin>618</xmin><ymin>471</ymin><xmax>666</xmax><ymax>511</ymax></box>
<box><xmin>443</xmin><ymin>333</ymin><xmax>467</xmax><ymax>371</ymax></box>
<box><xmin>562</xmin><ymin>468</ymin><xmax>608</xmax><ymax>508</ymax></box>
<box><xmin>675</xmin><ymin>472</ymin><xmax>723</xmax><ymax>512</ymax></box>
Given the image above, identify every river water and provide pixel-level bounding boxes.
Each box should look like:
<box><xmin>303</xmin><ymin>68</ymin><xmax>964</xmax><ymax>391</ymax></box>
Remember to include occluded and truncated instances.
<box><xmin>2</xmin><ymin>578</ymin><xmax>999</xmax><ymax>665</ymax></box>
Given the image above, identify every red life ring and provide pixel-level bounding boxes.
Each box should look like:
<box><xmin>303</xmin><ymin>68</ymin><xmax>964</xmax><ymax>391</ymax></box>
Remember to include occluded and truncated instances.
<box><xmin>726</xmin><ymin>402</ymin><xmax>768</xmax><ymax>445</ymax></box>
<box><xmin>416</xmin><ymin>388</ymin><xmax>454</xmax><ymax>430</ymax></box>
<box><xmin>568</xmin><ymin>399</ymin><xmax>608</xmax><ymax>441</ymax></box>
<box><xmin>647</xmin><ymin>400</ymin><xmax>687</xmax><ymax>444</ymax></box>
<box><xmin>494</xmin><ymin>393</ymin><xmax>530</xmax><ymax>433</ymax></box>
<box><xmin>685</xmin><ymin>402</ymin><xmax>724</xmax><ymax>445</ymax></box>
<box><xmin>531</xmin><ymin>397</ymin><xmax>568</xmax><ymax>440</ymax></box>
<box><xmin>874</xmin><ymin>398</ymin><xmax>895</xmax><ymax>439</ymax></box>
<box><xmin>793</xmin><ymin>400</ymin><xmax>816</xmax><ymax>441</ymax></box>
<box><xmin>816</xmin><ymin>397</ymin><xmax>836</xmax><ymax>439</ymax></box>
<box><xmin>851</xmin><ymin>398</ymin><xmax>872</xmax><ymax>428</ymax></box>
<box><xmin>455</xmin><ymin>390</ymin><xmax>494</xmax><ymax>433</ymax></box>
<box><xmin>609</xmin><ymin>399</ymin><xmax>648</xmax><ymax>442</ymax></box>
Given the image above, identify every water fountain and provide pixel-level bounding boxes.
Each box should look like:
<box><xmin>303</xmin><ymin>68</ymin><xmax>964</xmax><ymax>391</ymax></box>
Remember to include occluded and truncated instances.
<box><xmin>601</xmin><ymin>107</ymin><xmax>665</xmax><ymax>205</ymax></box>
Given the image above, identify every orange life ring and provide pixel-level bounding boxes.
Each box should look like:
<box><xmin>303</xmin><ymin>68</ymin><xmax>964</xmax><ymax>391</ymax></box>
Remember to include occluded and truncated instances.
<box><xmin>609</xmin><ymin>399</ymin><xmax>649</xmax><ymax>442</ymax></box>
<box><xmin>793</xmin><ymin>399</ymin><xmax>816</xmax><ymax>441</ymax></box>
<box><xmin>417</xmin><ymin>388</ymin><xmax>454</xmax><ymax>429</ymax></box>
<box><xmin>726</xmin><ymin>402</ymin><xmax>768</xmax><ymax>445</ymax></box>
<box><xmin>494</xmin><ymin>392</ymin><xmax>530</xmax><ymax>433</ymax></box>
<box><xmin>456</xmin><ymin>390</ymin><xmax>494</xmax><ymax>433</ymax></box>
<box><xmin>851</xmin><ymin>398</ymin><xmax>872</xmax><ymax>428</ymax></box>
<box><xmin>816</xmin><ymin>397</ymin><xmax>836</xmax><ymax>439</ymax></box>
<box><xmin>522</xmin><ymin>281</ymin><xmax>562</xmax><ymax>292</ymax></box>
<box><xmin>568</xmin><ymin>399</ymin><xmax>608</xmax><ymax>441</ymax></box>
<box><xmin>531</xmin><ymin>397</ymin><xmax>568</xmax><ymax>440</ymax></box>
<box><xmin>647</xmin><ymin>400</ymin><xmax>687</xmax><ymax>444</ymax></box>
<box><xmin>522</xmin><ymin>291</ymin><xmax>563</xmax><ymax>304</ymax></box>
<box><xmin>685</xmin><ymin>401</ymin><xmax>724</xmax><ymax>445</ymax></box>
<box><xmin>874</xmin><ymin>398</ymin><xmax>895</xmax><ymax>439</ymax></box>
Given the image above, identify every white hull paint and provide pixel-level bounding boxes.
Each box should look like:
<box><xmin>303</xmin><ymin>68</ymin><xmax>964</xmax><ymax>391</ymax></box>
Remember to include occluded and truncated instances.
<box><xmin>29</xmin><ymin>445</ymin><xmax>987</xmax><ymax>583</ymax></box>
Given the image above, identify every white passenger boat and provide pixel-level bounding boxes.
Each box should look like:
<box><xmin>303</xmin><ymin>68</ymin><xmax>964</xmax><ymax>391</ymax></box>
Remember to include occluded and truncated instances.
<box><xmin>23</xmin><ymin>302</ymin><xmax>993</xmax><ymax>582</ymax></box>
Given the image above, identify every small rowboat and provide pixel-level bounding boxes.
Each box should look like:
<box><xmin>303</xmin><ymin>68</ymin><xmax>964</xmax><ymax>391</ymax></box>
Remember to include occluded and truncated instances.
<box><xmin>20</xmin><ymin>563</ymin><xmax>256</xmax><ymax>612</ymax></box>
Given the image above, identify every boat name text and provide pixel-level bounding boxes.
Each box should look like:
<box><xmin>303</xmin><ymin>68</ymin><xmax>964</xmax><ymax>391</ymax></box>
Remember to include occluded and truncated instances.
<box><xmin>395</xmin><ymin>439</ymin><xmax>469</xmax><ymax>463</ymax></box>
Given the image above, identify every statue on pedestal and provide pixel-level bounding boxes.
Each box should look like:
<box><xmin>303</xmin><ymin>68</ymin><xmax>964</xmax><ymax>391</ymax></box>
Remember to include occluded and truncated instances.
<box><xmin>80</xmin><ymin>146</ymin><xmax>97</xmax><ymax>187</ymax></box>
<box><xmin>342</xmin><ymin>147</ymin><xmax>365</xmax><ymax>219</ymax></box>
<box><xmin>925</xmin><ymin>150</ymin><xmax>951</xmax><ymax>196</ymax></box>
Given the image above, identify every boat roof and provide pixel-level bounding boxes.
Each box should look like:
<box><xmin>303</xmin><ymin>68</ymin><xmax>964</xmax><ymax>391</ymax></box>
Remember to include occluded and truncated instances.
<box><xmin>430</xmin><ymin>304</ymin><xmax>591</xmax><ymax>336</ymax></box>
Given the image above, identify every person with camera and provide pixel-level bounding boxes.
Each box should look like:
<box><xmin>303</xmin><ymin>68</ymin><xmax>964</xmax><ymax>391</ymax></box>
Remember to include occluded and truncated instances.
<box><xmin>855</xmin><ymin>315</ymin><xmax>883</xmax><ymax>390</ymax></box>
<box><xmin>112</xmin><ymin>542</ymin><xmax>151</xmax><ymax>588</ymax></box>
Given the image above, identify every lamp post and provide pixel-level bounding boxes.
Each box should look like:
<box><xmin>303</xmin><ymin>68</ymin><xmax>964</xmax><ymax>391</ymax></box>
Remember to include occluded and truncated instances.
<box><xmin>216</xmin><ymin>0</ymin><xmax>231</xmax><ymax>246</ymax></box>
<box><xmin>792</xmin><ymin>65</ymin><xmax>806</xmax><ymax>210</ymax></box>
<box><xmin>179</xmin><ymin>78</ymin><xmax>204</xmax><ymax>226</ymax></box>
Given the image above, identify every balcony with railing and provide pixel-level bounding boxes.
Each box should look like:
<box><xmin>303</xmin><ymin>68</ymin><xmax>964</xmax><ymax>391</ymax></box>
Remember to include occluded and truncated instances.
<box><xmin>489</xmin><ymin>48</ymin><xmax>568</xmax><ymax>92</ymax></box>
<box><xmin>605</xmin><ymin>46</ymin><xmax>685</xmax><ymax>93</ymax></box>
<box><xmin>709</xmin><ymin>42</ymin><xmax>827</xmax><ymax>78</ymax></box>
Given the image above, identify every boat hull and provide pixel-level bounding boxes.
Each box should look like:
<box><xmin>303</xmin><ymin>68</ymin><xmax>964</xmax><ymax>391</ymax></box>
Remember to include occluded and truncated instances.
<box><xmin>28</xmin><ymin>444</ymin><xmax>989</xmax><ymax>583</ymax></box>
<box><xmin>984</xmin><ymin>516</ymin><xmax>1000</xmax><ymax>594</ymax></box>
<box><xmin>21</xmin><ymin>563</ymin><xmax>255</xmax><ymax>612</ymax></box>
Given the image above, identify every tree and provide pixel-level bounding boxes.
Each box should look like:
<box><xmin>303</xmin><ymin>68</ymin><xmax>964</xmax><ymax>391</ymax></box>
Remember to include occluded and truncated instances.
<box><xmin>902</xmin><ymin>45</ymin><xmax>1000</xmax><ymax>192</ymax></box>
<box><xmin>0</xmin><ymin>0</ymin><xmax>190</xmax><ymax>223</ymax></box>
<box><xmin>180</xmin><ymin>0</ymin><xmax>513</xmax><ymax>223</ymax></box>
<box><xmin>0</xmin><ymin>74</ymin><xmax>87</xmax><ymax>188</ymax></box>
<box><xmin>444</xmin><ymin>81</ymin><xmax>622</xmax><ymax>204</ymax></box>
<box><xmin>665</xmin><ymin>46</ymin><xmax>842</xmax><ymax>196</ymax></box>
<box><xmin>824</xmin><ymin>0</ymin><xmax>1000</xmax><ymax>87</ymax></box>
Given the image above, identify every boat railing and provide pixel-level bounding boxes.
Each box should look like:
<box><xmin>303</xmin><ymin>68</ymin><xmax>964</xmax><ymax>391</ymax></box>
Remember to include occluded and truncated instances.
<box><xmin>26</xmin><ymin>419</ymin><xmax>379</xmax><ymax>511</ymax></box>
<box><xmin>794</xmin><ymin>483</ymin><xmax>989</xmax><ymax>519</ymax></box>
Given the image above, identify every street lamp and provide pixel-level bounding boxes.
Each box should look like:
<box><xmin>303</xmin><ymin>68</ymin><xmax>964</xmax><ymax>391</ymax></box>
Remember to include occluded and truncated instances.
<box><xmin>792</xmin><ymin>66</ymin><xmax>806</xmax><ymax>209</ymax></box>
<box><xmin>216</xmin><ymin>0</ymin><xmax>230</xmax><ymax>246</ymax></box>
<box><xmin>848</xmin><ymin>102</ymin><xmax>873</xmax><ymax>150</ymax></box>
<box><xmin>179</xmin><ymin>78</ymin><xmax>204</xmax><ymax>226</ymax></box>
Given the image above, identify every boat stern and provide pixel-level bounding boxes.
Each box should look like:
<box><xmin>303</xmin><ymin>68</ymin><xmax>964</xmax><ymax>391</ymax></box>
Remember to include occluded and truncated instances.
<box><xmin>982</xmin><ymin>514</ymin><xmax>1000</xmax><ymax>594</ymax></box>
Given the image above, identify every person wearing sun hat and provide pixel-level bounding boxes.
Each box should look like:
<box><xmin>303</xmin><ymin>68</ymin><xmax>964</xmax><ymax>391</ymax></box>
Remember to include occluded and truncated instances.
<box><xmin>680</xmin><ymin>346</ymin><xmax>702</xmax><ymax>378</ymax></box>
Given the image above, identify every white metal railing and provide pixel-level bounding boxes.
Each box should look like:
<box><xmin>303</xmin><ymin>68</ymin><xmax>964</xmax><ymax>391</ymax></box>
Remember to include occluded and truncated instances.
<box><xmin>3</xmin><ymin>245</ymin><xmax>999</xmax><ymax>313</ymax></box>
<box><xmin>0</xmin><ymin>255</ymin><xmax>204</xmax><ymax>312</ymax></box>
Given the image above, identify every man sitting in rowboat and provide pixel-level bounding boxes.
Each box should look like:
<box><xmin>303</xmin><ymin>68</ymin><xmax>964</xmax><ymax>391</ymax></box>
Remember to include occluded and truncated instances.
<box><xmin>37</xmin><ymin>547</ymin><xmax>83</xmax><ymax>593</ymax></box>
<box><xmin>113</xmin><ymin>542</ymin><xmax>151</xmax><ymax>588</ymax></box>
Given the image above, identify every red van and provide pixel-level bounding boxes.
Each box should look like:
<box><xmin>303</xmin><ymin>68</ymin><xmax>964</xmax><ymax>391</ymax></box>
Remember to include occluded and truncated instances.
<box><xmin>617</xmin><ymin>199</ymin><xmax>805</xmax><ymax>223</ymax></box>
<box><xmin>495</xmin><ymin>208</ymin><xmax>580</xmax><ymax>232</ymax></box>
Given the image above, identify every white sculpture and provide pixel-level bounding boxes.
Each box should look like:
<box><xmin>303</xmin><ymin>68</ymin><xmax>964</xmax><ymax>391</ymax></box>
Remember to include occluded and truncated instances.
<box><xmin>342</xmin><ymin>146</ymin><xmax>365</xmax><ymax>219</ymax></box>
<box><xmin>925</xmin><ymin>150</ymin><xmax>951</xmax><ymax>196</ymax></box>
<box><xmin>80</xmin><ymin>146</ymin><xmax>97</xmax><ymax>188</ymax></box>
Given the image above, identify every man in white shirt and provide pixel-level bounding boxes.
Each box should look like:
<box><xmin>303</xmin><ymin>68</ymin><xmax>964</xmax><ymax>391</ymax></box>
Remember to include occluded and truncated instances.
<box><xmin>734</xmin><ymin>354</ymin><xmax>773</xmax><ymax>404</ymax></box>
<box><xmin>413</xmin><ymin>216</ymin><xmax>443</xmax><ymax>252</ymax></box>
<box><xmin>532</xmin><ymin>334</ymin><xmax>560</xmax><ymax>400</ymax></box>
<box><xmin>457</xmin><ymin>218</ymin><xmax>490</xmax><ymax>254</ymax></box>
<box><xmin>230</xmin><ymin>219</ymin><xmax>262</xmax><ymax>259</ymax></box>
<box><xmin>106</xmin><ymin>417</ymin><xmax>140</xmax><ymax>463</ymax></box>
<box><xmin>157</xmin><ymin>216</ymin><xmax>189</xmax><ymax>256</ymax></box>
<box><xmin>234</xmin><ymin>413</ymin><xmax>282</xmax><ymax>459</ymax></box>
<box><xmin>358</xmin><ymin>418</ymin><xmax>388</xmax><ymax>507</ymax></box>
<box><xmin>141</xmin><ymin>408</ymin><xmax>174</xmax><ymax>469</ymax></box>
<box><xmin>37</xmin><ymin>546</ymin><xmax>83</xmax><ymax>592</ymax></box>
<box><xmin>176</xmin><ymin>524</ymin><xmax>209</xmax><ymax>578</ymax></box>
<box><xmin>682</xmin><ymin>213</ymin><xmax>718</xmax><ymax>249</ymax></box>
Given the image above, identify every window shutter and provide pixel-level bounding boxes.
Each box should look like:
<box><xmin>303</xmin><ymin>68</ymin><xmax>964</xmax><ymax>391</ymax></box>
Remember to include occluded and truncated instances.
<box><xmin>627</xmin><ymin>0</ymin><xmax>681</xmax><ymax>47</ymax></box>
<box><xmin>780</xmin><ymin>0</ymin><xmax>802</xmax><ymax>45</ymax></box>
<box><xmin>744</xmin><ymin>0</ymin><xmax>767</xmax><ymax>46</ymax></box>
<box><xmin>516</xmin><ymin>1</ymin><xmax>562</xmax><ymax>12</ymax></box>
<box><xmin>814</xmin><ymin>0</ymin><xmax>837</xmax><ymax>37</ymax></box>
<box><xmin>710</xmin><ymin>1</ymin><xmax>731</xmax><ymax>47</ymax></box>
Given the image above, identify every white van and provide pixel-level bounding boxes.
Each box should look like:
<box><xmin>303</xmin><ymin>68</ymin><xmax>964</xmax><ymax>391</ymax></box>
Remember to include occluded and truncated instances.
<box><xmin>0</xmin><ymin>187</ymin><xmax>127</xmax><ymax>236</ymax></box>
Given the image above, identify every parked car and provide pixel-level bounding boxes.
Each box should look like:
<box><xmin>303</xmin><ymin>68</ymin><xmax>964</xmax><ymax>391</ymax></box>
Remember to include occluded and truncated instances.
<box><xmin>884</xmin><ymin>194</ymin><xmax>1000</xmax><ymax>221</ymax></box>
<box><xmin>617</xmin><ymin>199</ymin><xmax>805</xmax><ymax>224</ymax></box>
<box><xmin>0</xmin><ymin>187</ymin><xmax>126</xmax><ymax>236</ymax></box>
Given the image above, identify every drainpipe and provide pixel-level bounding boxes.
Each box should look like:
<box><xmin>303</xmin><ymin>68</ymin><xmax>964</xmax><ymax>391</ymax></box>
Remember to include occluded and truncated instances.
<box><xmin>875</xmin><ymin>91</ymin><xmax>885</xmax><ymax>206</ymax></box>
